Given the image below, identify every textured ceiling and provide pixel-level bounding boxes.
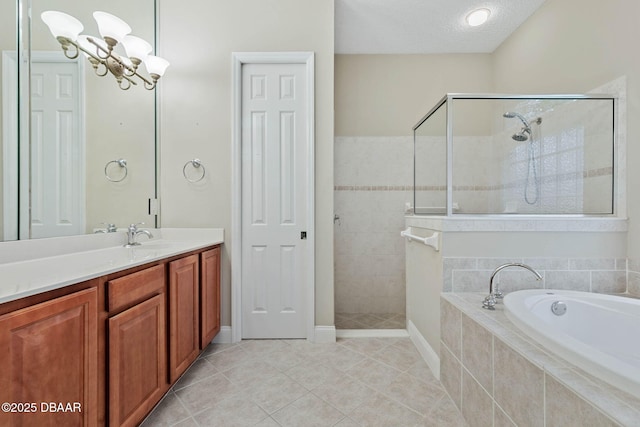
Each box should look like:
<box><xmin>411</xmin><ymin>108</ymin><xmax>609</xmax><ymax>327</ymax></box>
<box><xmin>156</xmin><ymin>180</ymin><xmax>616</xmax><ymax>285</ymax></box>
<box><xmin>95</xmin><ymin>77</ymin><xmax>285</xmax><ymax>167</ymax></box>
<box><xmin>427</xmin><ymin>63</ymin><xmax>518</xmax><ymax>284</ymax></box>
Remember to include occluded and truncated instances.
<box><xmin>335</xmin><ymin>0</ymin><xmax>548</xmax><ymax>54</ymax></box>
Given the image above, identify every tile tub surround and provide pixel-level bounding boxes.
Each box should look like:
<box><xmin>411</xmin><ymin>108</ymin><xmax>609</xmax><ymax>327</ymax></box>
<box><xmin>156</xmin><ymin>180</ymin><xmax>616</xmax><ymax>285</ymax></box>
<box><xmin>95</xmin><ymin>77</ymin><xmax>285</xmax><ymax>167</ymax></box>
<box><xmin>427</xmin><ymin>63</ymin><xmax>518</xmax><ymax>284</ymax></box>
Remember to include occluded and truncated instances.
<box><xmin>440</xmin><ymin>293</ymin><xmax>640</xmax><ymax>427</ymax></box>
<box><xmin>443</xmin><ymin>257</ymin><xmax>627</xmax><ymax>294</ymax></box>
<box><xmin>142</xmin><ymin>337</ymin><xmax>465</xmax><ymax>426</ymax></box>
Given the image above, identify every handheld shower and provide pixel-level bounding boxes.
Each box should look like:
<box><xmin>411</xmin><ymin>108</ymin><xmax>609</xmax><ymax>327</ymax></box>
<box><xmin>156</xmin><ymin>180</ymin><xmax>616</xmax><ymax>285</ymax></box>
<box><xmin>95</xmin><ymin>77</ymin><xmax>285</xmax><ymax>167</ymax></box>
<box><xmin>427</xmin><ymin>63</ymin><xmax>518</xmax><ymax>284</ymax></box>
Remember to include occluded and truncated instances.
<box><xmin>503</xmin><ymin>111</ymin><xmax>543</xmax><ymax>205</ymax></box>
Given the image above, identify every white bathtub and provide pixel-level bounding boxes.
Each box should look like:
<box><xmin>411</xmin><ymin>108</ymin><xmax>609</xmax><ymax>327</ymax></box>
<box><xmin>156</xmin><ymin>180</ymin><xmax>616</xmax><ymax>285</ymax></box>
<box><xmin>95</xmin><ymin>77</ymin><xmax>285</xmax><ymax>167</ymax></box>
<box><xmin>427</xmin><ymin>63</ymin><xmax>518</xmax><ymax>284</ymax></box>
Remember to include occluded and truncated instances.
<box><xmin>503</xmin><ymin>289</ymin><xmax>640</xmax><ymax>397</ymax></box>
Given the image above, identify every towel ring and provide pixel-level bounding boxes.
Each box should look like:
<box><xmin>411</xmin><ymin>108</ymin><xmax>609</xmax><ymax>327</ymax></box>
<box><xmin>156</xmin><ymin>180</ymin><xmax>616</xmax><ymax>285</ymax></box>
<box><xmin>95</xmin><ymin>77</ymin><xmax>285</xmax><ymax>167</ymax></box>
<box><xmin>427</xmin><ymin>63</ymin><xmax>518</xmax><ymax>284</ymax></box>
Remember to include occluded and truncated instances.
<box><xmin>105</xmin><ymin>159</ymin><xmax>128</xmax><ymax>182</ymax></box>
<box><xmin>183</xmin><ymin>159</ymin><xmax>206</xmax><ymax>183</ymax></box>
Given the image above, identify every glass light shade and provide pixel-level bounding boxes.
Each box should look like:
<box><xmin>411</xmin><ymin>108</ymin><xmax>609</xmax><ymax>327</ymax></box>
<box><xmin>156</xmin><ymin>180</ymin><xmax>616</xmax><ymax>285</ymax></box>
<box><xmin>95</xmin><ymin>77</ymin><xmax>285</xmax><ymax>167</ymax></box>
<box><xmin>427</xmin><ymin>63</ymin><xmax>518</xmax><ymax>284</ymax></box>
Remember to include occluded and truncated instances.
<box><xmin>41</xmin><ymin>11</ymin><xmax>84</xmax><ymax>41</ymax></box>
<box><xmin>122</xmin><ymin>35</ymin><xmax>152</xmax><ymax>61</ymax></box>
<box><xmin>144</xmin><ymin>55</ymin><xmax>170</xmax><ymax>76</ymax></box>
<box><xmin>77</xmin><ymin>34</ymin><xmax>108</xmax><ymax>58</ymax></box>
<box><xmin>466</xmin><ymin>8</ymin><xmax>490</xmax><ymax>27</ymax></box>
<box><xmin>93</xmin><ymin>11</ymin><xmax>131</xmax><ymax>43</ymax></box>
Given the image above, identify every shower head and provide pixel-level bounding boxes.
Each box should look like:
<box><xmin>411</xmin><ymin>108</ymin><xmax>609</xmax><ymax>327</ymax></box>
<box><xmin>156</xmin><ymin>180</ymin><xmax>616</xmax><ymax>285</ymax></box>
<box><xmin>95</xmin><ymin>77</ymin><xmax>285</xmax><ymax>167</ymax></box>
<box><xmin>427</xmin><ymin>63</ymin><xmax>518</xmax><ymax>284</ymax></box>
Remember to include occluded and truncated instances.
<box><xmin>511</xmin><ymin>131</ymin><xmax>529</xmax><ymax>142</ymax></box>
<box><xmin>503</xmin><ymin>111</ymin><xmax>542</xmax><ymax>142</ymax></box>
<box><xmin>503</xmin><ymin>111</ymin><xmax>531</xmax><ymax>128</ymax></box>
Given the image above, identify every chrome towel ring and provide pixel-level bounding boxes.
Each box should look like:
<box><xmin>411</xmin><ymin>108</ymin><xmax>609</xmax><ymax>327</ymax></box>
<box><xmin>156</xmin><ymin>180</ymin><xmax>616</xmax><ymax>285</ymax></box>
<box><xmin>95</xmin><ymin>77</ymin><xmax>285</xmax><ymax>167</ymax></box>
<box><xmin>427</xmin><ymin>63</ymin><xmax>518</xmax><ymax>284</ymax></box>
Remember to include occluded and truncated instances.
<box><xmin>105</xmin><ymin>159</ymin><xmax>128</xmax><ymax>182</ymax></box>
<box><xmin>183</xmin><ymin>158</ymin><xmax>206</xmax><ymax>183</ymax></box>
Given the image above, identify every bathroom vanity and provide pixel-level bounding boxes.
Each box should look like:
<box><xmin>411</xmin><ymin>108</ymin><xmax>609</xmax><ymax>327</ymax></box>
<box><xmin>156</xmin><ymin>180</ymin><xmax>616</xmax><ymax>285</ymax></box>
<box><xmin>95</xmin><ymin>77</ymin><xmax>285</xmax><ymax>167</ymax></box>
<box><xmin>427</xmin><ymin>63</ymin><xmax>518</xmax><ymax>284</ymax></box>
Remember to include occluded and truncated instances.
<box><xmin>0</xmin><ymin>229</ymin><xmax>222</xmax><ymax>426</ymax></box>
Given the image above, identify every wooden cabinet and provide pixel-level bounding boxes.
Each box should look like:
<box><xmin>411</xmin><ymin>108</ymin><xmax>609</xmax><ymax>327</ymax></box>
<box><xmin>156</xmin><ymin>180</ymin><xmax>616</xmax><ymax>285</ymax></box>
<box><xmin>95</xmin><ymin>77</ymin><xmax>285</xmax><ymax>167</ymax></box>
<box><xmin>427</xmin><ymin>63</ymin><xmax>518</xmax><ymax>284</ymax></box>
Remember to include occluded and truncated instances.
<box><xmin>0</xmin><ymin>287</ymin><xmax>98</xmax><ymax>427</ymax></box>
<box><xmin>0</xmin><ymin>244</ymin><xmax>221</xmax><ymax>427</ymax></box>
<box><xmin>107</xmin><ymin>265</ymin><xmax>166</xmax><ymax>427</ymax></box>
<box><xmin>168</xmin><ymin>254</ymin><xmax>200</xmax><ymax>383</ymax></box>
<box><xmin>200</xmin><ymin>247</ymin><xmax>221</xmax><ymax>348</ymax></box>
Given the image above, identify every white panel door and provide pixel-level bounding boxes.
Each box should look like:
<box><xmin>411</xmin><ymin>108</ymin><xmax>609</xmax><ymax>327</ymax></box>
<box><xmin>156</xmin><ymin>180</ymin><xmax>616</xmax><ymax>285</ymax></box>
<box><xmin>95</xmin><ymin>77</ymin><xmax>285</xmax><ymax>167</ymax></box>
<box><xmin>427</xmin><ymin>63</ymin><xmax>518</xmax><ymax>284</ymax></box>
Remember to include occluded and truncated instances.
<box><xmin>28</xmin><ymin>59</ymin><xmax>84</xmax><ymax>238</ymax></box>
<box><xmin>241</xmin><ymin>63</ymin><xmax>308</xmax><ymax>338</ymax></box>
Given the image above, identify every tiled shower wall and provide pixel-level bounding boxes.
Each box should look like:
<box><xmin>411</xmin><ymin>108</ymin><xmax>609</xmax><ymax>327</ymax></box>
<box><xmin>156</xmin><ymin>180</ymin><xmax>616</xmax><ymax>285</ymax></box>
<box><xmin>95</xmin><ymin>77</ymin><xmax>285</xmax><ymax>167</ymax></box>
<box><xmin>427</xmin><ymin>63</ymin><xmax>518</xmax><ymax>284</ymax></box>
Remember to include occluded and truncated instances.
<box><xmin>334</xmin><ymin>136</ymin><xmax>412</xmax><ymax>316</ymax></box>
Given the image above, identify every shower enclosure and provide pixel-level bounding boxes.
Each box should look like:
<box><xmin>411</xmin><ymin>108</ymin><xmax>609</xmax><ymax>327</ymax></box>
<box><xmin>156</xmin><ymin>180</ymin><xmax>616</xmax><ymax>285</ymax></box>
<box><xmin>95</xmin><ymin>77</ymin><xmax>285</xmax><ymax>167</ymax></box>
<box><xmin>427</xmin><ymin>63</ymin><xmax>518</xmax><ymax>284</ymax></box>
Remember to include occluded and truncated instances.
<box><xmin>413</xmin><ymin>94</ymin><xmax>616</xmax><ymax>216</ymax></box>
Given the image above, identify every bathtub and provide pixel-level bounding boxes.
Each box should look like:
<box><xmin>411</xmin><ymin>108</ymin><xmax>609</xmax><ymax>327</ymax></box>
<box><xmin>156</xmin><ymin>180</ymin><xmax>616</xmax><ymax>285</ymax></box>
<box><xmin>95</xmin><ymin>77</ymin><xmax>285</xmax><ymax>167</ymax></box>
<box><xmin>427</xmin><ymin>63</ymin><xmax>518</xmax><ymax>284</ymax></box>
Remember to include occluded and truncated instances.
<box><xmin>503</xmin><ymin>289</ymin><xmax>640</xmax><ymax>397</ymax></box>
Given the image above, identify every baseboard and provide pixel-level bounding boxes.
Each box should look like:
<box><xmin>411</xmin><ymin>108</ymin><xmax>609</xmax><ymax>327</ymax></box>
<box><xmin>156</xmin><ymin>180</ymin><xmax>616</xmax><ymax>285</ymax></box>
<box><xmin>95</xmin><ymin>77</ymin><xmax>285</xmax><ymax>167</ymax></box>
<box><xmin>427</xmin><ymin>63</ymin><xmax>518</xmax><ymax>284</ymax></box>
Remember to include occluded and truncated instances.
<box><xmin>212</xmin><ymin>326</ymin><xmax>233</xmax><ymax>344</ymax></box>
<box><xmin>314</xmin><ymin>325</ymin><xmax>337</xmax><ymax>343</ymax></box>
<box><xmin>407</xmin><ymin>320</ymin><xmax>440</xmax><ymax>379</ymax></box>
<box><xmin>336</xmin><ymin>329</ymin><xmax>409</xmax><ymax>338</ymax></box>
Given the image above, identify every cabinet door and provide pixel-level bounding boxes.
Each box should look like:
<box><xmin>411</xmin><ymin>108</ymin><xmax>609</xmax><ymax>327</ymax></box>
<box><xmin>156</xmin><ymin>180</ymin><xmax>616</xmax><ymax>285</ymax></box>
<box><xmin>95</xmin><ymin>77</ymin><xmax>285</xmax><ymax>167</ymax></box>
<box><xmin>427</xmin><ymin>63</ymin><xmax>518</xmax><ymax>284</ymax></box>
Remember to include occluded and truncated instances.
<box><xmin>0</xmin><ymin>287</ymin><xmax>98</xmax><ymax>427</ymax></box>
<box><xmin>109</xmin><ymin>294</ymin><xmax>167</xmax><ymax>427</ymax></box>
<box><xmin>169</xmin><ymin>254</ymin><xmax>200</xmax><ymax>383</ymax></box>
<box><xmin>200</xmin><ymin>247</ymin><xmax>221</xmax><ymax>348</ymax></box>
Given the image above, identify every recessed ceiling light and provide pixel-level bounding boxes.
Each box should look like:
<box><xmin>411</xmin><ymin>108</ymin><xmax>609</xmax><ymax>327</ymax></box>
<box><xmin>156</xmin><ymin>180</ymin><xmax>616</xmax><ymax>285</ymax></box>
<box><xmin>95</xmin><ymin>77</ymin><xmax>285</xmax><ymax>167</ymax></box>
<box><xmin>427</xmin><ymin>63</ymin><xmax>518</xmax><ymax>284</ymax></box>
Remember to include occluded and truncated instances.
<box><xmin>466</xmin><ymin>8</ymin><xmax>491</xmax><ymax>27</ymax></box>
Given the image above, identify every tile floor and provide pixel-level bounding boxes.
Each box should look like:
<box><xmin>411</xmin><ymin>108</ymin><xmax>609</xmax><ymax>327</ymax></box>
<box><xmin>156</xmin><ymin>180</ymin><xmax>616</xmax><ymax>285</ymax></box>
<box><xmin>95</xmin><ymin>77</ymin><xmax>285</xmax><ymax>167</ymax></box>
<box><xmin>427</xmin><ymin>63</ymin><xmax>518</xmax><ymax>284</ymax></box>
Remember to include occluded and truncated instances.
<box><xmin>141</xmin><ymin>337</ymin><xmax>465</xmax><ymax>426</ymax></box>
<box><xmin>335</xmin><ymin>313</ymin><xmax>406</xmax><ymax>329</ymax></box>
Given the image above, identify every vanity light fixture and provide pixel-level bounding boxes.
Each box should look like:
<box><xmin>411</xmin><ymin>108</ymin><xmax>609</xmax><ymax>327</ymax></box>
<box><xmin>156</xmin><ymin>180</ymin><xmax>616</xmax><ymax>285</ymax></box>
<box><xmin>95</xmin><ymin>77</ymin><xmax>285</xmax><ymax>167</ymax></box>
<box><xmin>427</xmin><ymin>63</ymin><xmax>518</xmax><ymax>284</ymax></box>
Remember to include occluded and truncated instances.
<box><xmin>41</xmin><ymin>10</ymin><xmax>169</xmax><ymax>90</ymax></box>
<box><xmin>466</xmin><ymin>8</ymin><xmax>491</xmax><ymax>27</ymax></box>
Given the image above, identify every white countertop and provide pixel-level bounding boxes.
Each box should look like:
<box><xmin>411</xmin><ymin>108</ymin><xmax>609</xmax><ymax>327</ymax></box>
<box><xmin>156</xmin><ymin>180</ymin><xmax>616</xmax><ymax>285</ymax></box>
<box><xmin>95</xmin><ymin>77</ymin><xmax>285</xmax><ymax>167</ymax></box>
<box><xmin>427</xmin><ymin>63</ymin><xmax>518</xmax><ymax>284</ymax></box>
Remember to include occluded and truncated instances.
<box><xmin>0</xmin><ymin>228</ymin><xmax>224</xmax><ymax>304</ymax></box>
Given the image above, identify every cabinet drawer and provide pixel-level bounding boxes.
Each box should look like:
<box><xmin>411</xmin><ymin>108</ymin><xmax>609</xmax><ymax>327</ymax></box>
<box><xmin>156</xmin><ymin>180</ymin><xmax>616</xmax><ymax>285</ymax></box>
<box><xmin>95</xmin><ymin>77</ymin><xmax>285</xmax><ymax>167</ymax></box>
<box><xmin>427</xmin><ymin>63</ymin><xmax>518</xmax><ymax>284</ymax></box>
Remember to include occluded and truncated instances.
<box><xmin>107</xmin><ymin>265</ymin><xmax>165</xmax><ymax>312</ymax></box>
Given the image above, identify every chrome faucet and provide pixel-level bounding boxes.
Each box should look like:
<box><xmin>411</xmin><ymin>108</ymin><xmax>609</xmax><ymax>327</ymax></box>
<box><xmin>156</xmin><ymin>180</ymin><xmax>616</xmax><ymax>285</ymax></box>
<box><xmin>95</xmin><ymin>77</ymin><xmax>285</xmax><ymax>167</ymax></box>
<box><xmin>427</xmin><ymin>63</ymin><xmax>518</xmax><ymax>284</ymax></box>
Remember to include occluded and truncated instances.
<box><xmin>94</xmin><ymin>223</ymin><xmax>117</xmax><ymax>233</ymax></box>
<box><xmin>125</xmin><ymin>223</ymin><xmax>153</xmax><ymax>247</ymax></box>
<box><xmin>482</xmin><ymin>263</ymin><xmax>542</xmax><ymax>310</ymax></box>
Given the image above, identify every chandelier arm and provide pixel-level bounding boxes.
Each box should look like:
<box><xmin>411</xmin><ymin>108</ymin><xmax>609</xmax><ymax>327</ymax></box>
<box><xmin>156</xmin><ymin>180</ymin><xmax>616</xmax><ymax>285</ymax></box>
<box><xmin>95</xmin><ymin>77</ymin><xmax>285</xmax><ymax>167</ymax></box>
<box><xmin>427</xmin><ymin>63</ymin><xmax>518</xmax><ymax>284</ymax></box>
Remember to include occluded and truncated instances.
<box><xmin>123</xmin><ymin>74</ymin><xmax>138</xmax><ymax>86</ymax></box>
<box><xmin>118</xmin><ymin>78</ymin><xmax>132</xmax><ymax>91</ymax></box>
<box><xmin>143</xmin><ymin>79</ymin><xmax>157</xmax><ymax>90</ymax></box>
<box><xmin>61</xmin><ymin>44</ymin><xmax>80</xmax><ymax>60</ymax></box>
<box><xmin>94</xmin><ymin>62</ymin><xmax>109</xmax><ymax>77</ymax></box>
<box><xmin>87</xmin><ymin>37</ymin><xmax>112</xmax><ymax>60</ymax></box>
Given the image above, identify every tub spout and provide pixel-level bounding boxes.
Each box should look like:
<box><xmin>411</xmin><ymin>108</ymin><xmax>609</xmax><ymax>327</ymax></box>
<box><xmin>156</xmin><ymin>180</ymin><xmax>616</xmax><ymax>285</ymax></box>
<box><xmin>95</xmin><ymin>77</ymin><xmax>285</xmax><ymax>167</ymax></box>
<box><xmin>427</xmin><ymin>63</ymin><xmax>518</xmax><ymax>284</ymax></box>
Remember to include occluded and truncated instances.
<box><xmin>482</xmin><ymin>263</ymin><xmax>542</xmax><ymax>310</ymax></box>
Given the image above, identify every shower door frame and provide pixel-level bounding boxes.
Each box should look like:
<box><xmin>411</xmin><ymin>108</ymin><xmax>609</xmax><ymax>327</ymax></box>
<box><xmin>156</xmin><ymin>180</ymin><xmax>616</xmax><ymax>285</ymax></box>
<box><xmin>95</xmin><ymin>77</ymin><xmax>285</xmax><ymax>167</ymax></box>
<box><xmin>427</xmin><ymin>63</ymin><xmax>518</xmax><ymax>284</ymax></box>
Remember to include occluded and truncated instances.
<box><xmin>412</xmin><ymin>93</ymin><xmax>619</xmax><ymax>217</ymax></box>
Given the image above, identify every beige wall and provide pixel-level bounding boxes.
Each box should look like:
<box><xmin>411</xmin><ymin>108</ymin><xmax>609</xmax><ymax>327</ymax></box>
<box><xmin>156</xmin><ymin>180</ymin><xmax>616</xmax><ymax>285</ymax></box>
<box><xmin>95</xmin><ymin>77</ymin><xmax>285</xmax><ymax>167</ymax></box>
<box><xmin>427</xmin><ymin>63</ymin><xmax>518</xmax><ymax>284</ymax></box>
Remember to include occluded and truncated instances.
<box><xmin>335</xmin><ymin>54</ymin><xmax>494</xmax><ymax>136</ymax></box>
<box><xmin>158</xmin><ymin>0</ymin><xmax>335</xmax><ymax>328</ymax></box>
<box><xmin>493</xmin><ymin>0</ymin><xmax>639</xmax><ymax>258</ymax></box>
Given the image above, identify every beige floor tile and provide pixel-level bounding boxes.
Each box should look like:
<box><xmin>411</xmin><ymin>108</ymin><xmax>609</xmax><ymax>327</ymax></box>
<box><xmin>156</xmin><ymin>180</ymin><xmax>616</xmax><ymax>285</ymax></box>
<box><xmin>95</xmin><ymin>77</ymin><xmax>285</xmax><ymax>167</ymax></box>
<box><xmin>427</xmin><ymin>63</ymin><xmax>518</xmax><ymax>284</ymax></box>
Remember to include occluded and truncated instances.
<box><xmin>200</xmin><ymin>341</ymin><xmax>240</xmax><ymax>358</ymax></box>
<box><xmin>173</xmin><ymin>357</ymin><xmax>218</xmax><ymax>391</ymax></box>
<box><xmin>205</xmin><ymin>345</ymin><xmax>258</xmax><ymax>371</ymax></box>
<box><xmin>172</xmin><ymin>417</ymin><xmax>198</xmax><ymax>427</ymax></box>
<box><xmin>140</xmin><ymin>392</ymin><xmax>190</xmax><ymax>427</ymax></box>
<box><xmin>221</xmin><ymin>359</ymin><xmax>280</xmax><ymax>388</ymax></box>
<box><xmin>312</xmin><ymin>375</ymin><xmax>374</xmax><ymax>414</ymax></box>
<box><xmin>369</xmin><ymin>344</ymin><xmax>423</xmax><ymax>372</ymax></box>
<box><xmin>338</xmin><ymin>337</ymin><xmax>391</xmax><ymax>355</ymax></box>
<box><xmin>175</xmin><ymin>373</ymin><xmax>244</xmax><ymax>414</ymax></box>
<box><xmin>348</xmin><ymin>393</ymin><xmax>424</xmax><ymax>426</ymax></box>
<box><xmin>285</xmin><ymin>359</ymin><xmax>345</xmax><ymax>390</ymax></box>
<box><xmin>310</xmin><ymin>344</ymin><xmax>366</xmax><ymax>371</ymax></box>
<box><xmin>247</xmin><ymin>372</ymin><xmax>308</xmax><ymax>414</ymax></box>
<box><xmin>347</xmin><ymin>358</ymin><xmax>402</xmax><ymax>392</ymax></box>
<box><xmin>423</xmin><ymin>395</ymin><xmax>466</xmax><ymax>426</ymax></box>
<box><xmin>192</xmin><ymin>394</ymin><xmax>269</xmax><ymax>426</ymax></box>
<box><xmin>144</xmin><ymin>337</ymin><xmax>467</xmax><ymax>427</ymax></box>
<box><xmin>262</xmin><ymin>347</ymin><xmax>308</xmax><ymax>371</ymax></box>
<box><xmin>272</xmin><ymin>392</ymin><xmax>346</xmax><ymax>427</ymax></box>
<box><xmin>383</xmin><ymin>373</ymin><xmax>445</xmax><ymax>416</ymax></box>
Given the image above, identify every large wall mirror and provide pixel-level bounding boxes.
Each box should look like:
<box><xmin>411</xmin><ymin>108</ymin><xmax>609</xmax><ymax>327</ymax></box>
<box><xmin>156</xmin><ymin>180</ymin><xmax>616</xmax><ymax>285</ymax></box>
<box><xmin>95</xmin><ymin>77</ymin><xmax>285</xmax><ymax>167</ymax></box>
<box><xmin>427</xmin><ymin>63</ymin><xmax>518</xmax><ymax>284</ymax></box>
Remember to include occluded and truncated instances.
<box><xmin>1</xmin><ymin>0</ymin><xmax>158</xmax><ymax>242</ymax></box>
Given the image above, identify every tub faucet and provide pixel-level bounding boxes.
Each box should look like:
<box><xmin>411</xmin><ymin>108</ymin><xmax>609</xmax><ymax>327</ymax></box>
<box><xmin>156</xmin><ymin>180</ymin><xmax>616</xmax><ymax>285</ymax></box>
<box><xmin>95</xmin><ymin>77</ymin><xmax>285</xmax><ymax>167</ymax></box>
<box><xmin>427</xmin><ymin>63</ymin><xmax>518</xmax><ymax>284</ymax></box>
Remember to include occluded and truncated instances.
<box><xmin>482</xmin><ymin>263</ymin><xmax>542</xmax><ymax>310</ymax></box>
<box><xmin>125</xmin><ymin>223</ymin><xmax>153</xmax><ymax>247</ymax></box>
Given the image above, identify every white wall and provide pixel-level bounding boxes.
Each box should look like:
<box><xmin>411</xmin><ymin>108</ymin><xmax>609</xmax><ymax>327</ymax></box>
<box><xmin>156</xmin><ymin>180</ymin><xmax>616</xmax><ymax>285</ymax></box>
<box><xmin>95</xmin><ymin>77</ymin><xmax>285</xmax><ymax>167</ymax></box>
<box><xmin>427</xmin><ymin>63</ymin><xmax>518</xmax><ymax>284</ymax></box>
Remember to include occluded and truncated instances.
<box><xmin>158</xmin><ymin>0</ymin><xmax>335</xmax><ymax>327</ymax></box>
